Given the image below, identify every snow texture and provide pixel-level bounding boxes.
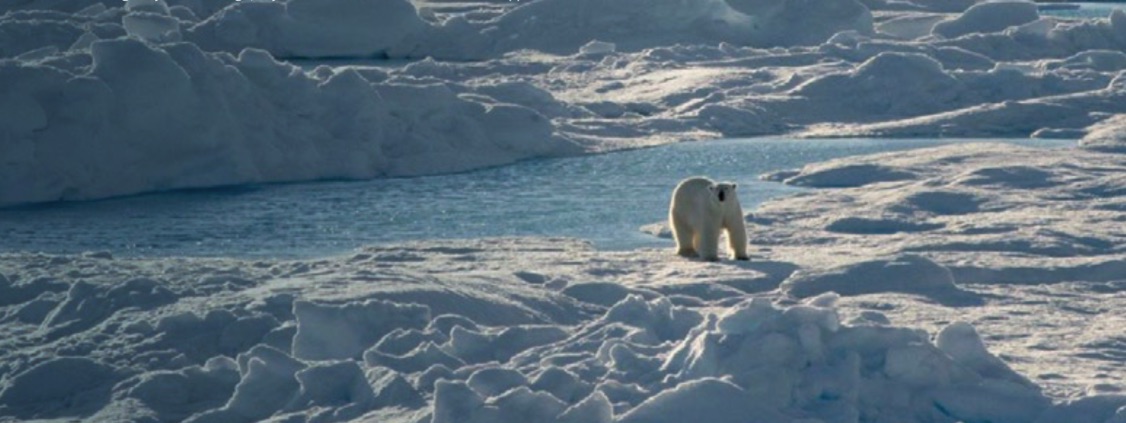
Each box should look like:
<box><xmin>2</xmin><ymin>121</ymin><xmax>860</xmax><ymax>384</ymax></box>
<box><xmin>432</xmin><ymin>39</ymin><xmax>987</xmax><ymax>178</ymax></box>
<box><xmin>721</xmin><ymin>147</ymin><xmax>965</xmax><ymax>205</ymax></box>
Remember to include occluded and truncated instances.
<box><xmin>2</xmin><ymin>0</ymin><xmax>1126</xmax><ymax>205</ymax></box>
<box><xmin>4</xmin><ymin>0</ymin><xmax>1126</xmax><ymax>421</ymax></box>
<box><xmin>5</xmin><ymin>140</ymin><xmax>1126</xmax><ymax>423</ymax></box>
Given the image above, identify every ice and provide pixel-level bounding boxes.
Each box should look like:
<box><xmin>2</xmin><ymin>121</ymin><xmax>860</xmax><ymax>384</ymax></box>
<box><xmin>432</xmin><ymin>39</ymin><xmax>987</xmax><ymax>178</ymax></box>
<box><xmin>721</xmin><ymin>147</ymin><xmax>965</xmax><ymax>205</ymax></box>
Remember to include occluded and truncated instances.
<box><xmin>187</xmin><ymin>0</ymin><xmax>427</xmax><ymax>59</ymax></box>
<box><xmin>122</xmin><ymin>11</ymin><xmax>181</xmax><ymax>42</ymax></box>
<box><xmin>3</xmin><ymin>0</ymin><xmax>1126</xmax><ymax>421</ymax></box>
<box><xmin>0</xmin><ymin>222</ymin><xmax>1090</xmax><ymax>422</ymax></box>
<box><xmin>124</xmin><ymin>357</ymin><xmax>240</xmax><ymax>422</ymax></box>
<box><xmin>555</xmin><ymin>391</ymin><xmax>613</xmax><ymax>423</ymax></box>
<box><xmin>0</xmin><ymin>37</ymin><xmax>578</xmax><ymax>206</ymax></box>
<box><xmin>1081</xmin><ymin>114</ymin><xmax>1126</xmax><ymax>153</ymax></box>
<box><xmin>292</xmin><ymin>300</ymin><xmax>430</xmax><ymax>361</ymax></box>
<box><xmin>530</xmin><ymin>367</ymin><xmax>593</xmax><ymax>404</ymax></box>
<box><xmin>288</xmin><ymin>360</ymin><xmax>375</xmax><ymax>412</ymax></box>
<box><xmin>932</xmin><ymin>1</ymin><xmax>1040</xmax><ymax>39</ymax></box>
<box><xmin>0</xmin><ymin>357</ymin><xmax>122</xmax><ymax>417</ymax></box>
<box><xmin>937</xmin><ymin>322</ymin><xmax>1035</xmax><ymax>387</ymax></box>
<box><xmin>780</xmin><ymin>255</ymin><xmax>979</xmax><ymax>305</ymax></box>
<box><xmin>618</xmin><ymin>378</ymin><xmax>788</xmax><ymax>423</ymax></box>
<box><xmin>3</xmin><ymin>0</ymin><xmax>1126</xmax><ymax>205</ymax></box>
<box><xmin>366</xmin><ymin>366</ymin><xmax>426</xmax><ymax>409</ymax></box>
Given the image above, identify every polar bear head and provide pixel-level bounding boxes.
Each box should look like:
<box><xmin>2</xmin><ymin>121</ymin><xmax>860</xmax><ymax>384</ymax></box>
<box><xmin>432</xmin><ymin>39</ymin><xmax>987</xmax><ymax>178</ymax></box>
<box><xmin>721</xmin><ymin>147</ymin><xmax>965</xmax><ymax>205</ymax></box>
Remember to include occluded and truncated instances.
<box><xmin>710</xmin><ymin>182</ymin><xmax>738</xmax><ymax>203</ymax></box>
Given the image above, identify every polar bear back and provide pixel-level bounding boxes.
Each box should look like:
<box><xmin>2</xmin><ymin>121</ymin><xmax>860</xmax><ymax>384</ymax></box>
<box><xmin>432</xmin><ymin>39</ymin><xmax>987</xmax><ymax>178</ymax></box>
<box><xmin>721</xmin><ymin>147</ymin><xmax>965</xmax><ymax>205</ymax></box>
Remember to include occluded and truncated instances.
<box><xmin>670</xmin><ymin>177</ymin><xmax>723</xmax><ymax>219</ymax></box>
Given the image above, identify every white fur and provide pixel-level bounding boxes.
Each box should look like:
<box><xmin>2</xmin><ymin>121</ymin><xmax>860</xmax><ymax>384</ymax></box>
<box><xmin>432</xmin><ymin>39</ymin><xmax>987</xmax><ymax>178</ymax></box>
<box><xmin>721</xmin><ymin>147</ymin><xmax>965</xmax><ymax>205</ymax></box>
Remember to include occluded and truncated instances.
<box><xmin>668</xmin><ymin>176</ymin><xmax>748</xmax><ymax>261</ymax></box>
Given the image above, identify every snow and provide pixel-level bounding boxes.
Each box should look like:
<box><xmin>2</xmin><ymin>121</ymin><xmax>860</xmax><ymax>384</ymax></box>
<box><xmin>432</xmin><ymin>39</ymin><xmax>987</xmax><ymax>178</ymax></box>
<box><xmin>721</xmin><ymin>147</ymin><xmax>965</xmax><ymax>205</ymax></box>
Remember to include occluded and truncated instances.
<box><xmin>0</xmin><ymin>36</ymin><xmax>578</xmax><ymax>206</ymax></box>
<box><xmin>188</xmin><ymin>0</ymin><xmax>427</xmax><ymax>59</ymax></box>
<box><xmin>931</xmin><ymin>1</ymin><xmax>1041</xmax><ymax>39</ymax></box>
<box><xmin>3</xmin><ymin>0</ymin><xmax>1126</xmax><ymax>205</ymax></box>
<box><xmin>1080</xmin><ymin>113</ymin><xmax>1126</xmax><ymax>152</ymax></box>
<box><xmin>4</xmin><ymin>153</ymin><xmax>1126</xmax><ymax>421</ymax></box>
<box><xmin>4</xmin><ymin>0</ymin><xmax>1126</xmax><ymax>421</ymax></box>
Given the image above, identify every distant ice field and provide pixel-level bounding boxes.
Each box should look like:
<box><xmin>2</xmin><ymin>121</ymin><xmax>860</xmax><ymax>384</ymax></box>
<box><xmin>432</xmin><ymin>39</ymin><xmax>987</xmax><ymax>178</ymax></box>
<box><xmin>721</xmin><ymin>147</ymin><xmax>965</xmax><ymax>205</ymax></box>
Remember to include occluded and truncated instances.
<box><xmin>0</xmin><ymin>138</ymin><xmax>1073</xmax><ymax>259</ymax></box>
<box><xmin>1039</xmin><ymin>2</ymin><xmax>1126</xmax><ymax>19</ymax></box>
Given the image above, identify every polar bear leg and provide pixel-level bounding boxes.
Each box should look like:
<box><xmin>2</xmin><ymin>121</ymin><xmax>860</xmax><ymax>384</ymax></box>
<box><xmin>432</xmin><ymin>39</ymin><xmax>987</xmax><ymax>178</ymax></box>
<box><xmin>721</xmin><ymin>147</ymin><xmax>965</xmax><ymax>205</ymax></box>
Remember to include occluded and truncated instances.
<box><xmin>697</xmin><ymin>223</ymin><xmax>721</xmax><ymax>261</ymax></box>
<box><xmin>670</xmin><ymin>212</ymin><xmax>696</xmax><ymax>257</ymax></box>
<box><xmin>725</xmin><ymin>212</ymin><xmax>749</xmax><ymax>260</ymax></box>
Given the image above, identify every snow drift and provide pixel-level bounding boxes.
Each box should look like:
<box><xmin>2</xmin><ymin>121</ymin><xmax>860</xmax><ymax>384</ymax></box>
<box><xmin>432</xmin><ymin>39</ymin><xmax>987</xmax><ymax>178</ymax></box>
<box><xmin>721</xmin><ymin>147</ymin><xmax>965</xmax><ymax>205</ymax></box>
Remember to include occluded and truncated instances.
<box><xmin>0</xmin><ymin>36</ymin><xmax>577</xmax><ymax>206</ymax></box>
<box><xmin>187</xmin><ymin>0</ymin><xmax>428</xmax><ymax>59</ymax></box>
<box><xmin>1</xmin><ymin>246</ymin><xmax>1124</xmax><ymax>422</ymax></box>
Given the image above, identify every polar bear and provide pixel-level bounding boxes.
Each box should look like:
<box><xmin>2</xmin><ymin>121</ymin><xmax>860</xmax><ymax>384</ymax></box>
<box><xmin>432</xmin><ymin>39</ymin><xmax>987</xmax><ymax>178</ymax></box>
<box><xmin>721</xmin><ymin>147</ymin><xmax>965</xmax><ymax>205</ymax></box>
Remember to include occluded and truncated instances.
<box><xmin>668</xmin><ymin>176</ymin><xmax>749</xmax><ymax>261</ymax></box>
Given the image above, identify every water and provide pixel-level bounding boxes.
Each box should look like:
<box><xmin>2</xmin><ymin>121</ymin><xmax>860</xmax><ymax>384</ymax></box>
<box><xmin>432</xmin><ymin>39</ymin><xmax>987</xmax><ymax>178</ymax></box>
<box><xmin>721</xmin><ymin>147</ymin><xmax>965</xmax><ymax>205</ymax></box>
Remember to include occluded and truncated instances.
<box><xmin>1039</xmin><ymin>2</ymin><xmax>1126</xmax><ymax>19</ymax></box>
<box><xmin>0</xmin><ymin>138</ymin><xmax>1073</xmax><ymax>259</ymax></box>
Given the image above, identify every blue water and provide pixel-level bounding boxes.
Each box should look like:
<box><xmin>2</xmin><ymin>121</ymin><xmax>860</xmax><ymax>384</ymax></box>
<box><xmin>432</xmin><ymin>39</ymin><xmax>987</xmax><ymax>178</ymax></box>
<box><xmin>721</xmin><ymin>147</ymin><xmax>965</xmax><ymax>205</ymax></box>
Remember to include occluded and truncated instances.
<box><xmin>0</xmin><ymin>138</ymin><xmax>1073</xmax><ymax>259</ymax></box>
<box><xmin>1039</xmin><ymin>2</ymin><xmax>1126</xmax><ymax>19</ymax></box>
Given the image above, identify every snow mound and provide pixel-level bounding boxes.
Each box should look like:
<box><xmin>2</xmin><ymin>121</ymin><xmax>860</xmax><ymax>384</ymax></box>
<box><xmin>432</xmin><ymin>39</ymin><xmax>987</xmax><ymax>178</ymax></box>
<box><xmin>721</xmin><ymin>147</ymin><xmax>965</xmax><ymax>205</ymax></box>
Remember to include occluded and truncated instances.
<box><xmin>894</xmin><ymin>190</ymin><xmax>985</xmax><ymax>215</ymax></box>
<box><xmin>658</xmin><ymin>296</ymin><xmax>1048</xmax><ymax>422</ymax></box>
<box><xmin>617</xmin><ymin>378</ymin><xmax>787</xmax><ymax>423</ymax></box>
<box><xmin>0</xmin><ymin>37</ymin><xmax>578</xmax><ymax>206</ymax></box>
<box><xmin>824</xmin><ymin>216</ymin><xmax>944</xmax><ymax>234</ymax></box>
<box><xmin>794</xmin><ymin>52</ymin><xmax>960</xmax><ymax>118</ymax></box>
<box><xmin>123</xmin><ymin>357</ymin><xmax>240</xmax><ymax>422</ymax></box>
<box><xmin>726</xmin><ymin>0</ymin><xmax>874</xmax><ymax>47</ymax></box>
<box><xmin>1045</xmin><ymin>50</ymin><xmax>1126</xmax><ymax>73</ymax></box>
<box><xmin>0</xmin><ymin>357</ymin><xmax>123</xmax><ymax>418</ymax></box>
<box><xmin>954</xmin><ymin>165</ymin><xmax>1059</xmax><ymax>189</ymax></box>
<box><xmin>770</xmin><ymin>162</ymin><xmax>917</xmax><ymax>188</ymax></box>
<box><xmin>187</xmin><ymin>0</ymin><xmax>427</xmax><ymax>59</ymax></box>
<box><xmin>292</xmin><ymin>300</ymin><xmax>430</xmax><ymax>361</ymax></box>
<box><xmin>1080</xmin><ymin>114</ymin><xmax>1126</xmax><ymax>153</ymax></box>
<box><xmin>933</xmin><ymin>1</ymin><xmax>1040</xmax><ymax>39</ymax></box>
<box><xmin>780</xmin><ymin>255</ymin><xmax>978</xmax><ymax>305</ymax></box>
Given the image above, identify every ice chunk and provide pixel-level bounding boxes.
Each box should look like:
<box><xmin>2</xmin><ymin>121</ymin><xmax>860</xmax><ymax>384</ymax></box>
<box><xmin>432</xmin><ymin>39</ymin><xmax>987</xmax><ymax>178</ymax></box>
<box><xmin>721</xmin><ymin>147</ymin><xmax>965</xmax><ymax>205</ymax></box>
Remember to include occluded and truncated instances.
<box><xmin>125</xmin><ymin>358</ymin><xmax>240</xmax><ymax>421</ymax></box>
<box><xmin>780</xmin><ymin>255</ymin><xmax>977</xmax><ymax>305</ymax></box>
<box><xmin>937</xmin><ymin>322</ymin><xmax>1035</xmax><ymax>387</ymax></box>
<box><xmin>531</xmin><ymin>366</ymin><xmax>593</xmax><ymax>404</ymax></box>
<box><xmin>1081</xmin><ymin>114</ymin><xmax>1126</xmax><ymax>154</ymax></box>
<box><xmin>491</xmin><ymin>386</ymin><xmax>568</xmax><ymax>422</ymax></box>
<box><xmin>578</xmin><ymin>40</ymin><xmax>616</xmax><ymax>57</ymax></box>
<box><xmin>428</xmin><ymin>314</ymin><xmax>480</xmax><ymax>336</ymax></box>
<box><xmin>618</xmin><ymin>378</ymin><xmax>788</xmax><ymax>423</ymax></box>
<box><xmin>0</xmin><ymin>357</ymin><xmax>122</xmax><ymax>417</ymax></box>
<box><xmin>431</xmin><ymin>380</ymin><xmax>485</xmax><ymax>423</ymax></box>
<box><xmin>467</xmin><ymin>367</ymin><xmax>528</xmax><ymax>398</ymax></box>
<box><xmin>288</xmin><ymin>361</ymin><xmax>375</xmax><ymax>410</ymax></box>
<box><xmin>933</xmin><ymin>1</ymin><xmax>1040</xmax><ymax>39</ymax></box>
<box><xmin>187</xmin><ymin>0</ymin><xmax>427</xmax><ymax>59</ymax></box>
<box><xmin>366</xmin><ymin>366</ymin><xmax>426</xmax><ymax>409</ymax></box>
<box><xmin>364</xmin><ymin>342</ymin><xmax>465</xmax><ymax>374</ymax></box>
<box><xmin>372</xmin><ymin>328</ymin><xmax>448</xmax><ymax>356</ymax></box>
<box><xmin>124</xmin><ymin>0</ymin><xmax>168</xmax><ymax>14</ymax></box>
<box><xmin>195</xmin><ymin>346</ymin><xmax>305</xmax><ymax>422</ymax></box>
<box><xmin>122</xmin><ymin>11</ymin><xmax>181</xmax><ymax>43</ymax></box>
<box><xmin>292</xmin><ymin>299</ymin><xmax>430</xmax><ymax>361</ymax></box>
<box><xmin>556</xmin><ymin>391</ymin><xmax>614</xmax><ymax>423</ymax></box>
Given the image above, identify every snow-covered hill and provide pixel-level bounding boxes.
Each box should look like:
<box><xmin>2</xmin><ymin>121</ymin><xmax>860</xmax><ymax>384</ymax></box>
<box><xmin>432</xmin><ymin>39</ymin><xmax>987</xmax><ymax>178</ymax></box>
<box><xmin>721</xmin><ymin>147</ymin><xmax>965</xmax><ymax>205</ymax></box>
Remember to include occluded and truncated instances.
<box><xmin>3</xmin><ymin>0</ymin><xmax>1126</xmax><ymax>206</ymax></box>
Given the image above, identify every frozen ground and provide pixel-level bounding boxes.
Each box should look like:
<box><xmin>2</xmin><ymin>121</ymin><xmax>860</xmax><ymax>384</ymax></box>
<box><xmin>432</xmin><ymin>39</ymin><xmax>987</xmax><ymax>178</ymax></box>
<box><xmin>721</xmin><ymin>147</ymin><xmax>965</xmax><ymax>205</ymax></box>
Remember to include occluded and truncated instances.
<box><xmin>4</xmin><ymin>0</ymin><xmax>1126</xmax><ymax>421</ymax></box>
<box><xmin>3</xmin><ymin>0</ymin><xmax>1126</xmax><ymax>205</ymax></box>
<box><xmin>2</xmin><ymin>137</ymin><xmax>1126</xmax><ymax>422</ymax></box>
